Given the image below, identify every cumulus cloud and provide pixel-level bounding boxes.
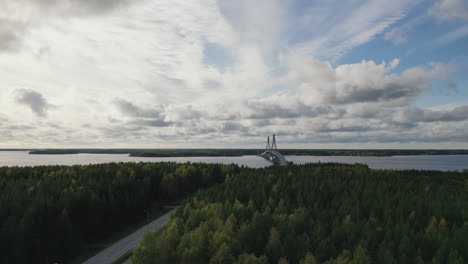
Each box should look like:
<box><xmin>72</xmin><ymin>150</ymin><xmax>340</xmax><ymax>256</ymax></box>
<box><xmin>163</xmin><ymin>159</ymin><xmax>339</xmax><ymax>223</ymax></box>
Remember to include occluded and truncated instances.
<box><xmin>15</xmin><ymin>89</ymin><xmax>52</xmax><ymax>117</ymax></box>
<box><xmin>282</xmin><ymin>57</ymin><xmax>444</xmax><ymax>105</ymax></box>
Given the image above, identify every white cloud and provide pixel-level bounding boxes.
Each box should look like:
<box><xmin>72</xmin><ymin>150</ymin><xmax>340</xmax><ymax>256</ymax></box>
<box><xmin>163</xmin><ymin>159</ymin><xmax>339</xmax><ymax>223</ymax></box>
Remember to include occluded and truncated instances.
<box><xmin>384</xmin><ymin>27</ymin><xmax>408</xmax><ymax>44</ymax></box>
<box><xmin>279</xmin><ymin>57</ymin><xmax>442</xmax><ymax>106</ymax></box>
<box><xmin>217</xmin><ymin>0</ymin><xmax>288</xmax><ymax>55</ymax></box>
<box><xmin>429</xmin><ymin>0</ymin><xmax>468</xmax><ymax>22</ymax></box>
<box><xmin>438</xmin><ymin>24</ymin><xmax>468</xmax><ymax>44</ymax></box>
<box><xmin>286</xmin><ymin>0</ymin><xmax>418</xmax><ymax>61</ymax></box>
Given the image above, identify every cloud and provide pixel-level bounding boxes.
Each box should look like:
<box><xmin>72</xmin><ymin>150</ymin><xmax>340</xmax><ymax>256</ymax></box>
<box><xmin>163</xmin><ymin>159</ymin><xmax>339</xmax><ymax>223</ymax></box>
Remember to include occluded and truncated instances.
<box><xmin>0</xmin><ymin>19</ymin><xmax>26</xmax><ymax>52</ymax></box>
<box><xmin>130</xmin><ymin>119</ymin><xmax>174</xmax><ymax>127</ymax></box>
<box><xmin>15</xmin><ymin>89</ymin><xmax>52</xmax><ymax>117</ymax></box>
<box><xmin>282</xmin><ymin>57</ymin><xmax>443</xmax><ymax>105</ymax></box>
<box><xmin>114</xmin><ymin>99</ymin><xmax>174</xmax><ymax>127</ymax></box>
<box><xmin>114</xmin><ymin>99</ymin><xmax>162</xmax><ymax>119</ymax></box>
<box><xmin>5</xmin><ymin>0</ymin><xmax>131</xmax><ymax>17</ymax></box>
<box><xmin>445</xmin><ymin>81</ymin><xmax>458</xmax><ymax>94</ymax></box>
<box><xmin>286</xmin><ymin>0</ymin><xmax>416</xmax><ymax>61</ymax></box>
<box><xmin>0</xmin><ymin>0</ymin><xmax>135</xmax><ymax>52</ymax></box>
<box><xmin>217</xmin><ymin>0</ymin><xmax>288</xmax><ymax>54</ymax></box>
<box><xmin>165</xmin><ymin>105</ymin><xmax>202</xmax><ymax>122</ymax></box>
<box><xmin>0</xmin><ymin>0</ymin><xmax>466</xmax><ymax>148</ymax></box>
<box><xmin>395</xmin><ymin>105</ymin><xmax>468</xmax><ymax>123</ymax></box>
<box><xmin>382</xmin><ymin>14</ymin><xmax>428</xmax><ymax>45</ymax></box>
<box><xmin>437</xmin><ymin>25</ymin><xmax>468</xmax><ymax>44</ymax></box>
<box><xmin>245</xmin><ymin>99</ymin><xmax>337</xmax><ymax>120</ymax></box>
<box><xmin>221</xmin><ymin>121</ymin><xmax>249</xmax><ymax>133</ymax></box>
<box><xmin>384</xmin><ymin>27</ymin><xmax>408</xmax><ymax>44</ymax></box>
<box><xmin>429</xmin><ymin>0</ymin><xmax>468</xmax><ymax>22</ymax></box>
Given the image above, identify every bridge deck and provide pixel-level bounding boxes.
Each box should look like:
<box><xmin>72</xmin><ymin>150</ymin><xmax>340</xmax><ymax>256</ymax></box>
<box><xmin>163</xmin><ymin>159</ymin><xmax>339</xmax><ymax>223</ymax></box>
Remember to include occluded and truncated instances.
<box><xmin>260</xmin><ymin>150</ymin><xmax>288</xmax><ymax>166</ymax></box>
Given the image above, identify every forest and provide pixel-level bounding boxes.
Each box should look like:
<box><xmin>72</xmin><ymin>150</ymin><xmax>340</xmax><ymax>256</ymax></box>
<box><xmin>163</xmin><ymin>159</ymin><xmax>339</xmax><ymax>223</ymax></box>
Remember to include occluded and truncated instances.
<box><xmin>133</xmin><ymin>163</ymin><xmax>468</xmax><ymax>264</ymax></box>
<box><xmin>0</xmin><ymin>162</ymin><xmax>238</xmax><ymax>264</ymax></box>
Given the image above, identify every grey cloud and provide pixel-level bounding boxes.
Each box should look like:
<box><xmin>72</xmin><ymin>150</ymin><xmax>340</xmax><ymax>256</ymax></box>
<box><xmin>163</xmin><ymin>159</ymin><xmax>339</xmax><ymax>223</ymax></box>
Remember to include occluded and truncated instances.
<box><xmin>204</xmin><ymin>79</ymin><xmax>221</xmax><ymax>89</ymax></box>
<box><xmin>314</xmin><ymin>124</ymin><xmax>373</xmax><ymax>133</ymax></box>
<box><xmin>401</xmin><ymin>106</ymin><xmax>468</xmax><ymax>123</ymax></box>
<box><xmin>131</xmin><ymin>119</ymin><xmax>174</xmax><ymax>127</ymax></box>
<box><xmin>6</xmin><ymin>125</ymin><xmax>35</xmax><ymax>130</ymax></box>
<box><xmin>114</xmin><ymin>99</ymin><xmax>175</xmax><ymax>127</ymax></box>
<box><xmin>331</xmin><ymin>82</ymin><xmax>423</xmax><ymax>104</ymax></box>
<box><xmin>344</xmin><ymin>104</ymin><xmax>387</xmax><ymax>119</ymax></box>
<box><xmin>183</xmin><ymin>126</ymin><xmax>217</xmax><ymax>135</ymax></box>
<box><xmin>293</xmin><ymin>124</ymin><xmax>468</xmax><ymax>144</ymax></box>
<box><xmin>210</xmin><ymin>111</ymin><xmax>240</xmax><ymax>121</ymax></box>
<box><xmin>16</xmin><ymin>89</ymin><xmax>52</xmax><ymax>117</ymax></box>
<box><xmin>221</xmin><ymin>121</ymin><xmax>249</xmax><ymax>133</ymax></box>
<box><xmin>246</xmin><ymin>103</ymin><xmax>302</xmax><ymax>119</ymax></box>
<box><xmin>0</xmin><ymin>19</ymin><xmax>26</xmax><ymax>52</ymax></box>
<box><xmin>445</xmin><ymin>81</ymin><xmax>458</xmax><ymax>95</ymax></box>
<box><xmin>251</xmin><ymin>119</ymin><xmax>272</xmax><ymax>127</ymax></box>
<box><xmin>115</xmin><ymin>99</ymin><xmax>162</xmax><ymax>118</ymax></box>
<box><xmin>24</xmin><ymin>0</ymin><xmax>132</xmax><ymax>16</ymax></box>
<box><xmin>246</xmin><ymin>101</ymin><xmax>335</xmax><ymax>120</ymax></box>
<box><xmin>166</xmin><ymin>105</ymin><xmax>202</xmax><ymax>121</ymax></box>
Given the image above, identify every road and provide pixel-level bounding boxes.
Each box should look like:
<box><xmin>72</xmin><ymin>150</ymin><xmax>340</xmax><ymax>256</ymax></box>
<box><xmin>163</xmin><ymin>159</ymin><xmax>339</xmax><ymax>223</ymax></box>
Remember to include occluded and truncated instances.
<box><xmin>83</xmin><ymin>208</ymin><xmax>176</xmax><ymax>264</ymax></box>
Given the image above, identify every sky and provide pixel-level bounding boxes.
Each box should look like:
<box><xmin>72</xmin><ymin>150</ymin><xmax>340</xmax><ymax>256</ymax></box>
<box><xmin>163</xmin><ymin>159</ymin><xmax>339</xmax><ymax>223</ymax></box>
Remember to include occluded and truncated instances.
<box><xmin>0</xmin><ymin>0</ymin><xmax>467</xmax><ymax>149</ymax></box>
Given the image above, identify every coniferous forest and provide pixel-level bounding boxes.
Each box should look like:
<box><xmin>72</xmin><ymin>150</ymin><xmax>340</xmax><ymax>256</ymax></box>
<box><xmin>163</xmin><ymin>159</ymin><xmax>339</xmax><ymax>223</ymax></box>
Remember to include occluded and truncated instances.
<box><xmin>1</xmin><ymin>162</ymin><xmax>467</xmax><ymax>264</ymax></box>
<box><xmin>0</xmin><ymin>162</ymin><xmax>237</xmax><ymax>264</ymax></box>
<box><xmin>132</xmin><ymin>163</ymin><xmax>468</xmax><ymax>264</ymax></box>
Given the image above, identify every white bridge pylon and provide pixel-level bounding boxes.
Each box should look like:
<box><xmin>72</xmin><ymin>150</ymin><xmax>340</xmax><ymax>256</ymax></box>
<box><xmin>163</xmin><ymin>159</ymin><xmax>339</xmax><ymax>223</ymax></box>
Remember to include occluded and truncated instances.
<box><xmin>260</xmin><ymin>134</ymin><xmax>288</xmax><ymax>166</ymax></box>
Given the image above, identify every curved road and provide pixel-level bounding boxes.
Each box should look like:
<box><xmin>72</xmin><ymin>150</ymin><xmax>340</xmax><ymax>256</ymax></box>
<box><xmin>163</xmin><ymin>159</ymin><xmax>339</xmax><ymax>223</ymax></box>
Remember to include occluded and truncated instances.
<box><xmin>83</xmin><ymin>208</ymin><xmax>176</xmax><ymax>264</ymax></box>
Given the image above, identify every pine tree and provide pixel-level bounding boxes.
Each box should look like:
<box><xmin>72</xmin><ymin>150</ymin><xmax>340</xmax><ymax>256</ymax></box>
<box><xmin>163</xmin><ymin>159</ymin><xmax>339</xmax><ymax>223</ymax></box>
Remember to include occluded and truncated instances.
<box><xmin>265</xmin><ymin>227</ymin><xmax>283</xmax><ymax>263</ymax></box>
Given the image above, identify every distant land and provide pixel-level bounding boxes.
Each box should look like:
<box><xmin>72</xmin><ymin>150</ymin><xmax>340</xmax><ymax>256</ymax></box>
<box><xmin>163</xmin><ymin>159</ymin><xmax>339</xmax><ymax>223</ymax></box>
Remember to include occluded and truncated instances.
<box><xmin>21</xmin><ymin>148</ymin><xmax>468</xmax><ymax>156</ymax></box>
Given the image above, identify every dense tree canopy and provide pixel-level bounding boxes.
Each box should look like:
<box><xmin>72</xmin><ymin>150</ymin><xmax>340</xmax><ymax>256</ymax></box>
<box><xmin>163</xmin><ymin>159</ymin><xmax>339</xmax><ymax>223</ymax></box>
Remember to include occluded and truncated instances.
<box><xmin>0</xmin><ymin>162</ymin><xmax>238</xmax><ymax>264</ymax></box>
<box><xmin>133</xmin><ymin>163</ymin><xmax>468</xmax><ymax>264</ymax></box>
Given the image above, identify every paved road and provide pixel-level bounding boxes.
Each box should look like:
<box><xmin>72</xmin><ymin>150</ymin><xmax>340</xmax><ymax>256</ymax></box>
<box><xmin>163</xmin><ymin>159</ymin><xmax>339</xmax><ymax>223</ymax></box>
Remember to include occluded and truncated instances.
<box><xmin>83</xmin><ymin>209</ymin><xmax>176</xmax><ymax>264</ymax></box>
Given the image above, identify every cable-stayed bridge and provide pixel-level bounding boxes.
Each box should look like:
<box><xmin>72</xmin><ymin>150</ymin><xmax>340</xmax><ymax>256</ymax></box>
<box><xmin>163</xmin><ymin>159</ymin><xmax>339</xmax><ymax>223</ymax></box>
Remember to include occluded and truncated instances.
<box><xmin>259</xmin><ymin>134</ymin><xmax>288</xmax><ymax>166</ymax></box>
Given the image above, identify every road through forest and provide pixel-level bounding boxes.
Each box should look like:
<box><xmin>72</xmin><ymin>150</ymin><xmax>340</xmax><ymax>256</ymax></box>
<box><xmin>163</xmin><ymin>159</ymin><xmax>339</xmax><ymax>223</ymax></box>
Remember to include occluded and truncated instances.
<box><xmin>83</xmin><ymin>208</ymin><xmax>177</xmax><ymax>264</ymax></box>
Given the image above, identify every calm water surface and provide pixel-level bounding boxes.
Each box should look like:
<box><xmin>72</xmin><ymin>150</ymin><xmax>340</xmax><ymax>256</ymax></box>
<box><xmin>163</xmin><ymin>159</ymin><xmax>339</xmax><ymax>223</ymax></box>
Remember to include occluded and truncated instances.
<box><xmin>0</xmin><ymin>151</ymin><xmax>467</xmax><ymax>171</ymax></box>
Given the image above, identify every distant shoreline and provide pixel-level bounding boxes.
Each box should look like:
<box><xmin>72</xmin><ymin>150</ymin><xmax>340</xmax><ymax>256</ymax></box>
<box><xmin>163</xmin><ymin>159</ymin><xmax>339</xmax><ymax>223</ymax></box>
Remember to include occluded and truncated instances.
<box><xmin>24</xmin><ymin>149</ymin><xmax>468</xmax><ymax>157</ymax></box>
